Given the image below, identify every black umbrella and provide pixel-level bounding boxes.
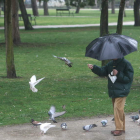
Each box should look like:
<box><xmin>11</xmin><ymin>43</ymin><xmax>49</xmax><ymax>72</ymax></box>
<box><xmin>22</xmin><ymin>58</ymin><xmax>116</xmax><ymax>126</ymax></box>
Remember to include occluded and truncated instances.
<box><xmin>85</xmin><ymin>33</ymin><xmax>138</xmax><ymax>60</ymax></box>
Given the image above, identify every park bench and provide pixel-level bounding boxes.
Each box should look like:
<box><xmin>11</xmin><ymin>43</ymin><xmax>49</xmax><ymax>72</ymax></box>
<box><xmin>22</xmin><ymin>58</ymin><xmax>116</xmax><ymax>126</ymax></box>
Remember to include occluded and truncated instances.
<box><xmin>18</xmin><ymin>14</ymin><xmax>36</xmax><ymax>25</ymax></box>
<box><xmin>56</xmin><ymin>8</ymin><xmax>74</xmax><ymax>16</ymax></box>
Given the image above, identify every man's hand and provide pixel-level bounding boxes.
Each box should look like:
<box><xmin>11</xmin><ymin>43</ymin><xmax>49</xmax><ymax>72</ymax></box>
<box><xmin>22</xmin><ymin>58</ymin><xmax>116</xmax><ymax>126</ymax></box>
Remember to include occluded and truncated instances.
<box><xmin>87</xmin><ymin>64</ymin><xmax>93</xmax><ymax>69</ymax></box>
<box><xmin>113</xmin><ymin>69</ymin><xmax>118</xmax><ymax>76</ymax></box>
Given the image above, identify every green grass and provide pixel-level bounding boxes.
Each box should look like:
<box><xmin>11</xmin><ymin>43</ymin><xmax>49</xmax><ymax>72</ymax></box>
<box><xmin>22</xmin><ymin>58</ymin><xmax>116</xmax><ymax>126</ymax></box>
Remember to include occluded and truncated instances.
<box><xmin>0</xmin><ymin>9</ymin><xmax>135</xmax><ymax>26</ymax></box>
<box><xmin>0</xmin><ymin>26</ymin><xmax>140</xmax><ymax>126</ymax></box>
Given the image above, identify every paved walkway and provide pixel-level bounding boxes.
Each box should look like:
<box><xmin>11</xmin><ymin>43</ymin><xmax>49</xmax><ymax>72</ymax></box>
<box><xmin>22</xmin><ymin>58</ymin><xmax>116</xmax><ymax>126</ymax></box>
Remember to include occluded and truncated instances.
<box><xmin>0</xmin><ymin>113</ymin><xmax>140</xmax><ymax>140</ymax></box>
<box><xmin>0</xmin><ymin>22</ymin><xmax>134</xmax><ymax>30</ymax></box>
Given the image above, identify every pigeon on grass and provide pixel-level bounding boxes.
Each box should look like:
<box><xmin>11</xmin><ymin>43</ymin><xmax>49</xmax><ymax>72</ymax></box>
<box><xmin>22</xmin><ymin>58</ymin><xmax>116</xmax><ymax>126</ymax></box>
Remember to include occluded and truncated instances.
<box><xmin>29</xmin><ymin>75</ymin><xmax>45</xmax><ymax>92</ymax></box>
<box><xmin>48</xmin><ymin>106</ymin><xmax>66</xmax><ymax>123</ymax></box>
<box><xmin>53</xmin><ymin>55</ymin><xmax>72</xmax><ymax>67</ymax></box>
<box><xmin>83</xmin><ymin>124</ymin><xmax>97</xmax><ymax>131</ymax></box>
<box><xmin>101</xmin><ymin>120</ymin><xmax>108</xmax><ymax>127</ymax></box>
<box><xmin>31</xmin><ymin>119</ymin><xmax>42</xmax><ymax>127</ymax></box>
<box><xmin>130</xmin><ymin>115</ymin><xmax>139</xmax><ymax>122</ymax></box>
<box><xmin>61</xmin><ymin>123</ymin><xmax>67</xmax><ymax>130</ymax></box>
<box><xmin>40</xmin><ymin>123</ymin><xmax>56</xmax><ymax>135</ymax></box>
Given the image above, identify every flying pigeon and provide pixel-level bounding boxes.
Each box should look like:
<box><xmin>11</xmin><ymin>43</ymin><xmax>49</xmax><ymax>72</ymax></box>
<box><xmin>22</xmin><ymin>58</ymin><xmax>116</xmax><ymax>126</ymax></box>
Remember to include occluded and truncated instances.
<box><xmin>48</xmin><ymin>106</ymin><xmax>66</xmax><ymax>123</ymax></box>
<box><xmin>40</xmin><ymin>123</ymin><xmax>56</xmax><ymax>135</ymax></box>
<box><xmin>83</xmin><ymin>124</ymin><xmax>97</xmax><ymax>131</ymax></box>
<box><xmin>130</xmin><ymin>115</ymin><xmax>139</xmax><ymax>122</ymax></box>
<box><xmin>29</xmin><ymin>75</ymin><xmax>45</xmax><ymax>92</ymax></box>
<box><xmin>31</xmin><ymin>119</ymin><xmax>42</xmax><ymax>127</ymax></box>
<box><xmin>61</xmin><ymin>123</ymin><xmax>67</xmax><ymax>130</ymax></box>
<box><xmin>53</xmin><ymin>55</ymin><xmax>72</xmax><ymax>67</ymax></box>
<box><xmin>101</xmin><ymin>120</ymin><xmax>108</xmax><ymax>127</ymax></box>
<box><xmin>136</xmin><ymin>119</ymin><xmax>140</xmax><ymax>125</ymax></box>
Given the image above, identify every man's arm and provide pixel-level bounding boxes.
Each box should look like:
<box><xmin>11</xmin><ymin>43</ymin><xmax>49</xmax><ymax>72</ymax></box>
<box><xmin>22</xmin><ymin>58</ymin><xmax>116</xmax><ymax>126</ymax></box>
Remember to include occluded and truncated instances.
<box><xmin>87</xmin><ymin>64</ymin><xmax>108</xmax><ymax>77</ymax></box>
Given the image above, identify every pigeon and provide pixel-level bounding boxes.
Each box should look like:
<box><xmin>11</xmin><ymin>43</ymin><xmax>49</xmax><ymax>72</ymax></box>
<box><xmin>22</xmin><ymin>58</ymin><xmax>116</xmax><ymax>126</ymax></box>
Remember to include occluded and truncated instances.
<box><xmin>29</xmin><ymin>75</ymin><xmax>45</xmax><ymax>92</ymax></box>
<box><xmin>31</xmin><ymin>119</ymin><xmax>42</xmax><ymax>127</ymax></box>
<box><xmin>101</xmin><ymin>120</ymin><xmax>108</xmax><ymax>127</ymax></box>
<box><xmin>136</xmin><ymin>119</ymin><xmax>140</xmax><ymax>125</ymax></box>
<box><xmin>83</xmin><ymin>124</ymin><xmax>97</xmax><ymax>131</ymax></box>
<box><xmin>139</xmin><ymin>110</ymin><xmax>140</xmax><ymax>114</ymax></box>
<box><xmin>40</xmin><ymin>123</ymin><xmax>56</xmax><ymax>135</ymax></box>
<box><xmin>48</xmin><ymin>106</ymin><xmax>66</xmax><ymax>123</ymax></box>
<box><xmin>112</xmin><ymin>118</ymin><xmax>114</xmax><ymax>121</ymax></box>
<box><xmin>61</xmin><ymin>123</ymin><xmax>67</xmax><ymax>130</ymax></box>
<box><xmin>62</xmin><ymin>105</ymin><xmax>66</xmax><ymax>110</ymax></box>
<box><xmin>53</xmin><ymin>55</ymin><xmax>72</xmax><ymax>67</ymax></box>
<box><xmin>130</xmin><ymin>115</ymin><xmax>139</xmax><ymax>122</ymax></box>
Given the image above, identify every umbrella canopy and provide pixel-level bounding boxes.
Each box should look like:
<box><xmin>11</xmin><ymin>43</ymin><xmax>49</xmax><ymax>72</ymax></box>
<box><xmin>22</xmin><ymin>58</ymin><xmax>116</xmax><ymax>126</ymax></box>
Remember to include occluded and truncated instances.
<box><xmin>85</xmin><ymin>33</ymin><xmax>138</xmax><ymax>60</ymax></box>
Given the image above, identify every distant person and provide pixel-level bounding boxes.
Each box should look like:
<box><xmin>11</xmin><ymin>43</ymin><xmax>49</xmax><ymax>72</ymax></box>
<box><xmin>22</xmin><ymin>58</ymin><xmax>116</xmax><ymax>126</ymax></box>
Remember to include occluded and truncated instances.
<box><xmin>87</xmin><ymin>57</ymin><xmax>134</xmax><ymax>136</ymax></box>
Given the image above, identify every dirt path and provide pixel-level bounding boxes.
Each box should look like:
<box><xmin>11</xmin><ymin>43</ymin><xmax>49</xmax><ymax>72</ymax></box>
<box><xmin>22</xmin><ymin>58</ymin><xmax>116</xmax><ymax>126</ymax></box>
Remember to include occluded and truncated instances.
<box><xmin>0</xmin><ymin>113</ymin><xmax>140</xmax><ymax>140</ymax></box>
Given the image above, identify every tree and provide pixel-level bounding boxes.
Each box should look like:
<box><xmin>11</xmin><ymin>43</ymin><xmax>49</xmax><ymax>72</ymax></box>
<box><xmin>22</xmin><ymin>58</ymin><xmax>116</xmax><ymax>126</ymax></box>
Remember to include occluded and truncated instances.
<box><xmin>18</xmin><ymin>0</ymin><xmax>34</xmax><ymax>30</ymax></box>
<box><xmin>111</xmin><ymin>0</ymin><xmax>115</xmax><ymax>14</ymax></box>
<box><xmin>134</xmin><ymin>0</ymin><xmax>140</xmax><ymax>26</ymax></box>
<box><xmin>66</xmin><ymin>0</ymin><xmax>95</xmax><ymax>14</ymax></box>
<box><xmin>43</xmin><ymin>0</ymin><xmax>49</xmax><ymax>16</ymax></box>
<box><xmin>5</xmin><ymin>0</ymin><xmax>17</xmax><ymax>78</ymax></box>
<box><xmin>12</xmin><ymin>0</ymin><xmax>21</xmax><ymax>45</ymax></box>
<box><xmin>38</xmin><ymin>0</ymin><xmax>49</xmax><ymax>16</ymax></box>
<box><xmin>31</xmin><ymin>0</ymin><xmax>39</xmax><ymax>16</ymax></box>
<box><xmin>100</xmin><ymin>0</ymin><xmax>109</xmax><ymax>66</ymax></box>
<box><xmin>116</xmin><ymin>0</ymin><xmax>125</xmax><ymax>34</ymax></box>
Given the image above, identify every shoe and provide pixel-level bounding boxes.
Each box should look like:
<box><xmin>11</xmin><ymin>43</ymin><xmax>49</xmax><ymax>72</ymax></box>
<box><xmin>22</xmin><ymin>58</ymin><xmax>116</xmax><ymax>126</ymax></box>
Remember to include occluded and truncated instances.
<box><xmin>111</xmin><ymin>130</ymin><xmax>125</xmax><ymax>135</ymax></box>
<box><xmin>113</xmin><ymin>130</ymin><xmax>123</xmax><ymax>136</ymax></box>
<box><xmin>111</xmin><ymin>130</ymin><xmax>115</xmax><ymax>134</ymax></box>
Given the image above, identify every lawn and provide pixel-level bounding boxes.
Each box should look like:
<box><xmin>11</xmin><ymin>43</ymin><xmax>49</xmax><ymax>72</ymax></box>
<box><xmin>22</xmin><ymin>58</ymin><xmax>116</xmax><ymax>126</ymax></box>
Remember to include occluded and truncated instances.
<box><xmin>0</xmin><ymin>9</ymin><xmax>135</xmax><ymax>27</ymax></box>
<box><xmin>0</xmin><ymin>26</ymin><xmax>140</xmax><ymax>126</ymax></box>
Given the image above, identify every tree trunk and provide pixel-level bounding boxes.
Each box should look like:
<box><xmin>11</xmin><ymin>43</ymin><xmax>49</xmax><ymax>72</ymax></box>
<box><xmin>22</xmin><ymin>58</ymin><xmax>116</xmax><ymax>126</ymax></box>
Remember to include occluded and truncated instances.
<box><xmin>75</xmin><ymin>0</ymin><xmax>81</xmax><ymax>14</ymax></box>
<box><xmin>19</xmin><ymin>0</ymin><xmax>33</xmax><ymax>30</ymax></box>
<box><xmin>116</xmin><ymin>0</ymin><xmax>125</xmax><ymax>34</ymax></box>
<box><xmin>5</xmin><ymin>0</ymin><xmax>17</xmax><ymax>78</ymax></box>
<box><xmin>43</xmin><ymin>1</ymin><xmax>49</xmax><ymax>16</ymax></box>
<box><xmin>111</xmin><ymin>0</ymin><xmax>115</xmax><ymax>14</ymax></box>
<box><xmin>100</xmin><ymin>0</ymin><xmax>109</xmax><ymax>66</ymax></box>
<box><xmin>12</xmin><ymin>0</ymin><xmax>21</xmax><ymax>45</ymax></box>
<box><xmin>100</xmin><ymin>0</ymin><xmax>108</xmax><ymax>37</ymax></box>
<box><xmin>134</xmin><ymin>0</ymin><xmax>140</xmax><ymax>26</ymax></box>
<box><xmin>31</xmin><ymin>0</ymin><xmax>39</xmax><ymax>16</ymax></box>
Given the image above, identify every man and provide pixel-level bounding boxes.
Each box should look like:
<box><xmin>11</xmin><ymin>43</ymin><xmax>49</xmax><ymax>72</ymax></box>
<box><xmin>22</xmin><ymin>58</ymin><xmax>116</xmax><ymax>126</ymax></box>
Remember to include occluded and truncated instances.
<box><xmin>87</xmin><ymin>57</ymin><xmax>134</xmax><ymax>136</ymax></box>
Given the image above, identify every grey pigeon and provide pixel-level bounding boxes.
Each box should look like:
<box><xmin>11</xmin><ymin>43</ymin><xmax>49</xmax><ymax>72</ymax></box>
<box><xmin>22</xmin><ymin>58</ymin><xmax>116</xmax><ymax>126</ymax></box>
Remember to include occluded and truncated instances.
<box><xmin>139</xmin><ymin>110</ymin><xmax>140</xmax><ymax>114</ymax></box>
<box><xmin>130</xmin><ymin>115</ymin><xmax>139</xmax><ymax>122</ymax></box>
<box><xmin>101</xmin><ymin>120</ymin><xmax>108</xmax><ymax>127</ymax></box>
<box><xmin>53</xmin><ymin>55</ymin><xmax>72</xmax><ymax>67</ymax></box>
<box><xmin>48</xmin><ymin>106</ymin><xmax>66</xmax><ymax>123</ymax></box>
<box><xmin>31</xmin><ymin>119</ymin><xmax>42</xmax><ymax>127</ymax></box>
<box><xmin>112</xmin><ymin>118</ymin><xmax>114</xmax><ymax>121</ymax></box>
<box><xmin>83</xmin><ymin>124</ymin><xmax>97</xmax><ymax>131</ymax></box>
<box><xmin>61</xmin><ymin>123</ymin><xmax>67</xmax><ymax>130</ymax></box>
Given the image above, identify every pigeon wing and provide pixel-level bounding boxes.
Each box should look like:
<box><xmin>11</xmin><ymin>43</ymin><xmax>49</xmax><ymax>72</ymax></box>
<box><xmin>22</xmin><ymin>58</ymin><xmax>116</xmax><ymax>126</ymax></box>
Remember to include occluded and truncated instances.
<box><xmin>30</xmin><ymin>75</ymin><xmax>36</xmax><ymax>83</ymax></box>
<box><xmin>34</xmin><ymin>77</ymin><xmax>45</xmax><ymax>86</ymax></box>
<box><xmin>49</xmin><ymin>106</ymin><xmax>56</xmax><ymax>114</ymax></box>
<box><xmin>54</xmin><ymin>111</ymin><xmax>66</xmax><ymax>118</ymax></box>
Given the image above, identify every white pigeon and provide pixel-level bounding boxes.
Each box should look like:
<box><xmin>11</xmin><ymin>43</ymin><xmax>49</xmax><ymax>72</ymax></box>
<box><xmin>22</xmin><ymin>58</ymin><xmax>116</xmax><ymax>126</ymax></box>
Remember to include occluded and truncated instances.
<box><xmin>61</xmin><ymin>123</ymin><xmax>67</xmax><ymax>130</ymax></box>
<box><xmin>53</xmin><ymin>55</ymin><xmax>72</xmax><ymax>67</ymax></box>
<box><xmin>40</xmin><ymin>123</ymin><xmax>56</xmax><ymax>135</ymax></box>
<box><xmin>29</xmin><ymin>75</ymin><xmax>45</xmax><ymax>92</ymax></box>
<box><xmin>101</xmin><ymin>120</ymin><xmax>108</xmax><ymax>127</ymax></box>
<box><xmin>83</xmin><ymin>124</ymin><xmax>97</xmax><ymax>131</ymax></box>
<box><xmin>48</xmin><ymin>106</ymin><xmax>66</xmax><ymax>123</ymax></box>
